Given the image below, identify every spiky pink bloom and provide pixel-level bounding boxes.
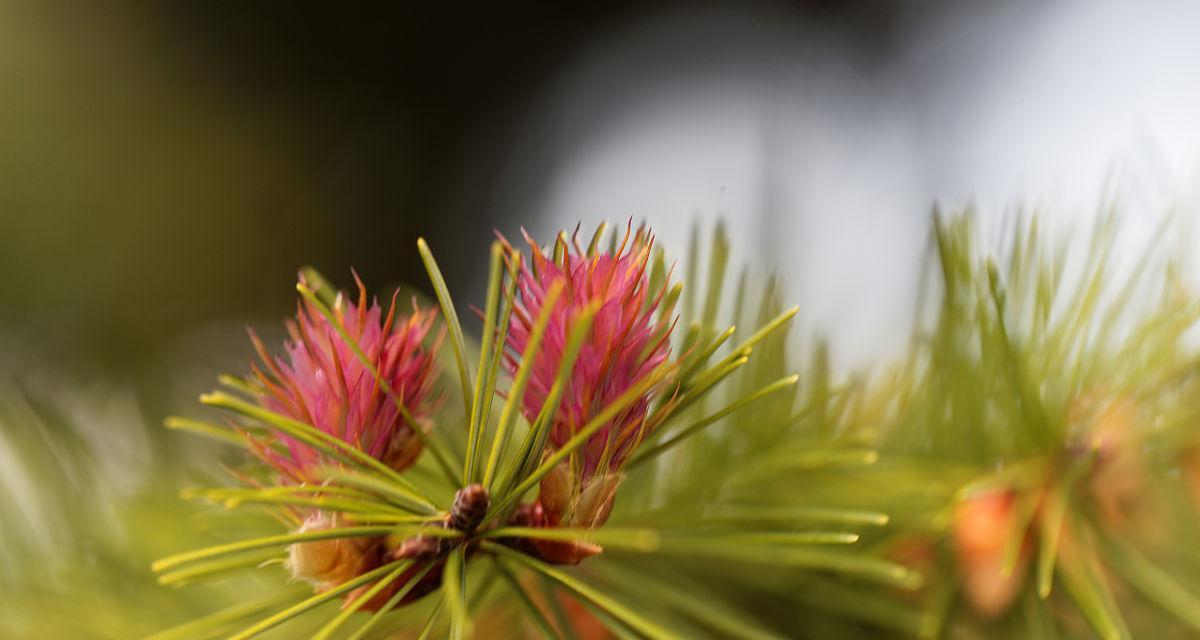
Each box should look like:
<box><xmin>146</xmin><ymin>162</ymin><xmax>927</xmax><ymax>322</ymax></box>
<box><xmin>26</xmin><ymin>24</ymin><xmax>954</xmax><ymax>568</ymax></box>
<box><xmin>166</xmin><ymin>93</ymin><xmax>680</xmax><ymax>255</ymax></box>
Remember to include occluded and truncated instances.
<box><xmin>505</xmin><ymin>225</ymin><xmax>675</xmax><ymax>565</ymax></box>
<box><xmin>247</xmin><ymin>275</ymin><xmax>440</xmax><ymax>482</ymax></box>
<box><xmin>508</xmin><ymin>225</ymin><xmax>675</xmax><ymax>478</ymax></box>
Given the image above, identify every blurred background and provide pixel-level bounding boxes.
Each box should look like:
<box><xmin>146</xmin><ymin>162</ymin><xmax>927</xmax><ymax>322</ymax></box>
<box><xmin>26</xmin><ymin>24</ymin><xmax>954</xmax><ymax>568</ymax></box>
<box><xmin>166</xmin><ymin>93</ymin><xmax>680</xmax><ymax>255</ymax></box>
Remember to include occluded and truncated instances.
<box><xmin>3</xmin><ymin>0</ymin><xmax>1200</xmax><ymax>378</ymax></box>
<box><xmin>1</xmin><ymin>0</ymin><xmax>1199</xmax><ymax>635</ymax></box>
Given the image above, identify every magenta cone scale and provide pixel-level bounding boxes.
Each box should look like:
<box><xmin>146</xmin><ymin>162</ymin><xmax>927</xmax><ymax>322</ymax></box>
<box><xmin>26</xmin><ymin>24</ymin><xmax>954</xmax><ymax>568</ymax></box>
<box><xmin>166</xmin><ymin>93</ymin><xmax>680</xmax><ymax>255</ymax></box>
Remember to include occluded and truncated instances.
<box><xmin>246</xmin><ymin>274</ymin><xmax>441</xmax><ymax>481</ymax></box>
<box><xmin>506</xmin><ymin>225</ymin><xmax>675</xmax><ymax>480</ymax></box>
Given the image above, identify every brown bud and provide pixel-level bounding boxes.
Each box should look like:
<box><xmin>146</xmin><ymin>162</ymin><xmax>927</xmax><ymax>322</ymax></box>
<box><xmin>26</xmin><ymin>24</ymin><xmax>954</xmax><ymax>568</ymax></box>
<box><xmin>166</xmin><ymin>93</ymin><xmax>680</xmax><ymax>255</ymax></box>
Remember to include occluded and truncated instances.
<box><xmin>952</xmin><ymin>490</ymin><xmax>1028</xmax><ymax>618</ymax></box>
<box><xmin>450</xmin><ymin>483</ymin><xmax>490</xmax><ymax>534</ymax></box>
<box><xmin>538</xmin><ymin>462</ymin><xmax>574</xmax><ymax>522</ymax></box>
<box><xmin>287</xmin><ymin>512</ymin><xmax>379</xmax><ymax>589</ymax></box>
<box><xmin>571</xmin><ymin>473</ymin><xmax>623</xmax><ymax>529</ymax></box>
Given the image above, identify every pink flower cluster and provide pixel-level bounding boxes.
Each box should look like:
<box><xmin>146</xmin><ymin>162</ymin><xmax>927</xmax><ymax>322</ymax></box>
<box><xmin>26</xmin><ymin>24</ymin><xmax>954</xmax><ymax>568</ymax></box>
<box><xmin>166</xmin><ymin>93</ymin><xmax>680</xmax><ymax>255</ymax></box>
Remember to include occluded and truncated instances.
<box><xmin>507</xmin><ymin>225</ymin><xmax>675</xmax><ymax>481</ymax></box>
<box><xmin>247</xmin><ymin>275</ymin><xmax>440</xmax><ymax>481</ymax></box>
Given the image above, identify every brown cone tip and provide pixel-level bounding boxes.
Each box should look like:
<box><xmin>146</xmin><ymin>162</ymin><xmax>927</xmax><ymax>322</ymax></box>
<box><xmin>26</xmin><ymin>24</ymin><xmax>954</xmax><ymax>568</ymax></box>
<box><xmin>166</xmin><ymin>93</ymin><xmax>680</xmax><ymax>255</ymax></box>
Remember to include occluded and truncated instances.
<box><xmin>450</xmin><ymin>483</ymin><xmax>490</xmax><ymax>534</ymax></box>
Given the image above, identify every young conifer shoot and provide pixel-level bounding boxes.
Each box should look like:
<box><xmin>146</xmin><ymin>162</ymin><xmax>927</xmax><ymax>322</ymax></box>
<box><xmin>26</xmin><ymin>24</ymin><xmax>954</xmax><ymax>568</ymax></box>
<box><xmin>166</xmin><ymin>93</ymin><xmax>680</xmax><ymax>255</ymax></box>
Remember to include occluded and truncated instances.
<box><xmin>152</xmin><ymin>222</ymin><xmax>897</xmax><ymax>639</ymax></box>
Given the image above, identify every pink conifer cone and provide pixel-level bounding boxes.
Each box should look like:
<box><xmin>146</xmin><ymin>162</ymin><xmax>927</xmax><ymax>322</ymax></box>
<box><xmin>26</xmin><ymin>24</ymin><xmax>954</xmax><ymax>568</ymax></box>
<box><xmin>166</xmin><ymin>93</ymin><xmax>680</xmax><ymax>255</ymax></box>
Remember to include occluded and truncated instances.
<box><xmin>506</xmin><ymin>224</ymin><xmax>675</xmax><ymax>563</ymax></box>
<box><xmin>247</xmin><ymin>274</ymin><xmax>441</xmax><ymax>482</ymax></box>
